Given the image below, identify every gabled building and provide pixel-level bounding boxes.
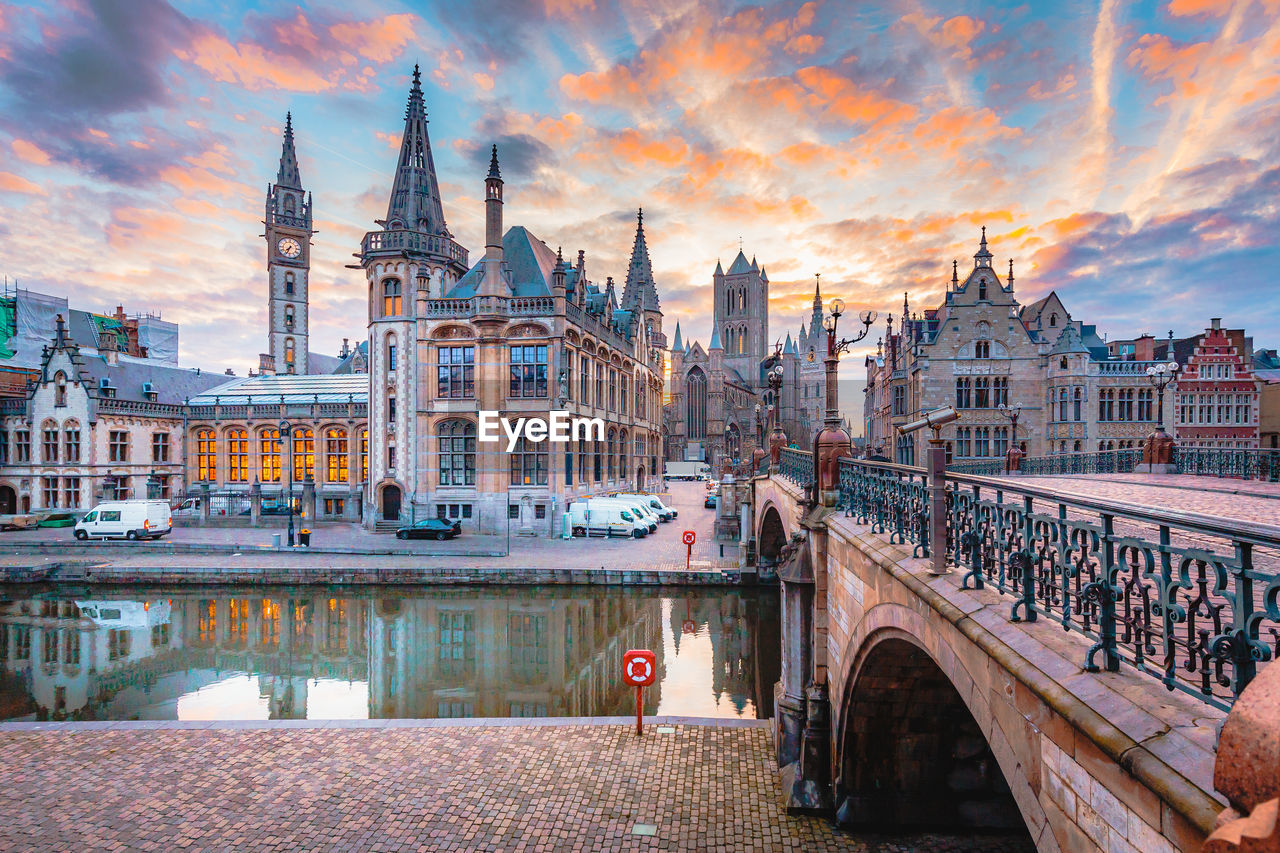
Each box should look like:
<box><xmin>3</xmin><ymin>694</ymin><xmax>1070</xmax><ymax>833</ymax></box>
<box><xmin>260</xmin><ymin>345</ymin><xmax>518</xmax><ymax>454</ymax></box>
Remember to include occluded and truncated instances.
<box><xmin>360</xmin><ymin>68</ymin><xmax>665</xmax><ymax>535</ymax></box>
<box><xmin>1171</xmin><ymin>319</ymin><xmax>1260</xmax><ymax>448</ymax></box>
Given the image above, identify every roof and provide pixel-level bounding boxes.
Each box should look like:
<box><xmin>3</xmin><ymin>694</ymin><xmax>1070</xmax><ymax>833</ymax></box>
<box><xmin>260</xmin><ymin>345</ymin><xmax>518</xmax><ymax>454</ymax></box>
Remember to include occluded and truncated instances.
<box><xmin>308</xmin><ymin>351</ymin><xmax>341</xmax><ymax>374</ymax></box>
<box><xmin>188</xmin><ymin>373</ymin><xmax>369</xmax><ymax>405</ymax></box>
<box><xmin>727</xmin><ymin>250</ymin><xmax>752</xmax><ymax>276</ymax></box>
<box><xmin>1255</xmin><ymin>369</ymin><xmax>1280</xmax><ymax>383</ymax></box>
<box><xmin>621</xmin><ymin>210</ymin><xmax>660</xmax><ymax>313</ymax></box>
<box><xmin>80</xmin><ymin>355</ymin><xmax>228</xmax><ymax>405</ymax></box>
<box><xmin>448</xmin><ymin>226</ymin><xmax>557</xmax><ymax>298</ymax></box>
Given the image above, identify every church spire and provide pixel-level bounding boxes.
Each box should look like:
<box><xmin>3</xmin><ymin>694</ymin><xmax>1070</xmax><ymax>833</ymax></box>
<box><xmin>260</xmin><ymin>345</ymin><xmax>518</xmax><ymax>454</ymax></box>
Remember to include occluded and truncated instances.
<box><xmin>671</xmin><ymin>321</ymin><xmax>683</xmax><ymax>351</ymax></box>
<box><xmin>974</xmin><ymin>225</ymin><xmax>992</xmax><ymax>268</ymax></box>
<box><xmin>622</xmin><ymin>207</ymin><xmax>661</xmax><ymax>313</ymax></box>
<box><xmin>276</xmin><ymin>112</ymin><xmax>301</xmax><ymax>189</ymax></box>
<box><xmin>384</xmin><ymin>64</ymin><xmax>448</xmax><ymax>236</ymax></box>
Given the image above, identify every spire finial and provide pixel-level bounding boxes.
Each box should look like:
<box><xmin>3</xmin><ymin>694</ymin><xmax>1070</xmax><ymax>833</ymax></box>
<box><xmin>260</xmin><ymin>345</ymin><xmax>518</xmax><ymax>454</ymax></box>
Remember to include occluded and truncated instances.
<box><xmin>285</xmin><ymin>111</ymin><xmax>293</xmax><ymax>136</ymax></box>
<box><xmin>1008</xmin><ymin>258</ymin><xmax>1014</xmax><ymax>284</ymax></box>
<box><xmin>952</xmin><ymin>259</ymin><xmax>959</xmax><ymax>285</ymax></box>
<box><xmin>412</xmin><ymin>63</ymin><xmax>422</xmax><ymax>89</ymax></box>
<box><xmin>637</xmin><ymin>207</ymin><xmax>643</xmax><ymax>226</ymax></box>
<box><xmin>981</xmin><ymin>225</ymin><xmax>987</xmax><ymax>246</ymax></box>
<box><xmin>488</xmin><ymin>143</ymin><xmax>500</xmax><ymax>179</ymax></box>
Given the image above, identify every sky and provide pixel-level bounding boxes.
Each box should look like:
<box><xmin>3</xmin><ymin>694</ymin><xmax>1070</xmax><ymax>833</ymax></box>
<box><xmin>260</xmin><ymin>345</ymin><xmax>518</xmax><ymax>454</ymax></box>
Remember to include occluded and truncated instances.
<box><xmin>1</xmin><ymin>0</ymin><xmax>1278</xmax><ymax>379</ymax></box>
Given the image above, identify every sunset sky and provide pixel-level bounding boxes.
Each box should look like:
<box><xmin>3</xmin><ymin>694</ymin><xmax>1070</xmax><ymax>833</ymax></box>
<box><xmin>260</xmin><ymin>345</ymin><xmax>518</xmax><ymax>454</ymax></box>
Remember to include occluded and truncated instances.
<box><xmin>1</xmin><ymin>0</ymin><xmax>1278</xmax><ymax>376</ymax></box>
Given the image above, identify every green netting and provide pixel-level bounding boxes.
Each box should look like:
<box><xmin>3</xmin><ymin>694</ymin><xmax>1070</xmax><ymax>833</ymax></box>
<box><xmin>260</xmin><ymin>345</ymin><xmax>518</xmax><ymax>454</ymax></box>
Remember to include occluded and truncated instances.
<box><xmin>0</xmin><ymin>299</ymin><xmax>16</xmax><ymax>360</ymax></box>
<box><xmin>91</xmin><ymin>314</ymin><xmax>129</xmax><ymax>350</ymax></box>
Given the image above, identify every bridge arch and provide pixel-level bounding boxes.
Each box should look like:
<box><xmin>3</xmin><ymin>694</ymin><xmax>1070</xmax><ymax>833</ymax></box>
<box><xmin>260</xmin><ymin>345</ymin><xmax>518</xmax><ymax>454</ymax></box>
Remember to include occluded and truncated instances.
<box><xmin>756</xmin><ymin>503</ymin><xmax>787</xmax><ymax>572</ymax></box>
<box><xmin>835</xmin><ymin>609</ymin><xmax>1040</xmax><ymax>841</ymax></box>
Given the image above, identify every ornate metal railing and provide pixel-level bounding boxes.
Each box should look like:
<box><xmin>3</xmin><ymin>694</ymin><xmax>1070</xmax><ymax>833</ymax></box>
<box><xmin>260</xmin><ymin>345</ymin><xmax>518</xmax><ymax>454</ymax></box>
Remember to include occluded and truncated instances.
<box><xmin>833</xmin><ymin>457</ymin><xmax>1280</xmax><ymax>710</ymax></box>
<box><xmin>1019</xmin><ymin>449</ymin><xmax>1143</xmax><ymax>475</ymax></box>
<box><xmin>1176</xmin><ymin>447</ymin><xmax>1280</xmax><ymax>482</ymax></box>
<box><xmin>779</xmin><ymin>447</ymin><xmax>813</xmax><ymax>487</ymax></box>
<box><xmin>947</xmin><ymin>459</ymin><xmax>1004</xmax><ymax>476</ymax></box>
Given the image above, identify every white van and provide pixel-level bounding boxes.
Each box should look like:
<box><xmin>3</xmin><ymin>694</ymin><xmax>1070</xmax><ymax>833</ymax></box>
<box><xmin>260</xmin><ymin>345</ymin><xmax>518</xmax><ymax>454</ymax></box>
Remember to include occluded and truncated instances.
<box><xmin>615</xmin><ymin>493</ymin><xmax>677</xmax><ymax>521</ymax></box>
<box><xmin>567</xmin><ymin>500</ymin><xmax>648</xmax><ymax>538</ymax></box>
<box><xmin>73</xmin><ymin>500</ymin><xmax>172</xmax><ymax>541</ymax></box>
<box><xmin>593</xmin><ymin>497</ymin><xmax>659</xmax><ymax>533</ymax></box>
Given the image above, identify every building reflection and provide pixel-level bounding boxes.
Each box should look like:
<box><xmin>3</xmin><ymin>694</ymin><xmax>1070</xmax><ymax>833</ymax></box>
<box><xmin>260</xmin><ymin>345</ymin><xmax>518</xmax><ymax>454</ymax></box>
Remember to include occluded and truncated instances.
<box><xmin>0</xmin><ymin>588</ymin><xmax>775</xmax><ymax>721</ymax></box>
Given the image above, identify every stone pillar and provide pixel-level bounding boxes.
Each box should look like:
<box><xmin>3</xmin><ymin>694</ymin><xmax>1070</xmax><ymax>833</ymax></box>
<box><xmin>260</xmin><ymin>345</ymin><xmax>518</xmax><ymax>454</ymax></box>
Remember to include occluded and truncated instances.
<box><xmin>250</xmin><ymin>480</ymin><xmax>262</xmax><ymax>527</ymax></box>
<box><xmin>199</xmin><ymin>486</ymin><xmax>211</xmax><ymax>522</ymax></box>
<box><xmin>1142</xmin><ymin>429</ymin><xmax>1176</xmax><ymax>475</ymax></box>
<box><xmin>302</xmin><ymin>476</ymin><xmax>316</xmax><ymax>526</ymax></box>
<box><xmin>1004</xmin><ymin>444</ymin><xmax>1023</xmax><ymax>474</ymax></box>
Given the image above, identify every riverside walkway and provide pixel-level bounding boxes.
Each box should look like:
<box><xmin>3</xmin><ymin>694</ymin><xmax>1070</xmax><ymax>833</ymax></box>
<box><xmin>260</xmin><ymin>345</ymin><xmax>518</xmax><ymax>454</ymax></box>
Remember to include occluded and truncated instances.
<box><xmin>0</xmin><ymin>719</ymin><xmax>1031</xmax><ymax>852</ymax></box>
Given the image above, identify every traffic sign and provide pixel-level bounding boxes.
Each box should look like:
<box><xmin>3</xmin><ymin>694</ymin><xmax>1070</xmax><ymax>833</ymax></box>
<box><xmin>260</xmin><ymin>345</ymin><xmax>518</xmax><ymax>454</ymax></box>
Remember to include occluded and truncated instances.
<box><xmin>682</xmin><ymin>619</ymin><xmax>696</xmax><ymax>635</ymax></box>
<box><xmin>681</xmin><ymin>530</ymin><xmax>696</xmax><ymax>546</ymax></box>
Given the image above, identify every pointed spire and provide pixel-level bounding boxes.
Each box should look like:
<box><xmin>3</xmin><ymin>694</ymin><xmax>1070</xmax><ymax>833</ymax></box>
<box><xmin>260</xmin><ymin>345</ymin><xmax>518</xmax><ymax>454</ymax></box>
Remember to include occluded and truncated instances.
<box><xmin>812</xmin><ymin>274</ymin><xmax>822</xmax><ymax>309</ymax></box>
<box><xmin>671</xmin><ymin>321</ymin><xmax>683</xmax><ymax>351</ymax></box>
<box><xmin>951</xmin><ymin>259</ymin><xmax>959</xmax><ymax>288</ymax></box>
<box><xmin>728</xmin><ymin>250</ymin><xmax>751</xmax><ymax>275</ymax></box>
<box><xmin>799</xmin><ymin>321</ymin><xmax>807</xmax><ymax>341</ymax></box>
<box><xmin>385</xmin><ymin>64</ymin><xmax>448</xmax><ymax>236</ymax></box>
<box><xmin>488</xmin><ymin>144</ymin><xmax>501</xmax><ymax>179</ymax></box>
<box><xmin>784</xmin><ymin>332</ymin><xmax>795</xmax><ymax>355</ymax></box>
<box><xmin>750</xmin><ymin>255</ymin><xmax>758</xmax><ymax>272</ymax></box>
<box><xmin>1007</xmin><ymin>258</ymin><xmax>1015</xmax><ymax>286</ymax></box>
<box><xmin>709</xmin><ymin>321</ymin><xmax>723</xmax><ymax>351</ymax></box>
<box><xmin>276</xmin><ymin>112</ymin><xmax>302</xmax><ymax>189</ymax></box>
<box><xmin>714</xmin><ymin>259</ymin><xmax>724</xmax><ymax>276</ymax></box>
<box><xmin>974</xmin><ymin>225</ymin><xmax>992</xmax><ymax>266</ymax></box>
<box><xmin>903</xmin><ymin>291</ymin><xmax>910</xmax><ymax>321</ymax></box>
<box><xmin>622</xmin><ymin>206</ymin><xmax>660</xmax><ymax>312</ymax></box>
<box><xmin>760</xmin><ymin>266</ymin><xmax>768</xmax><ymax>283</ymax></box>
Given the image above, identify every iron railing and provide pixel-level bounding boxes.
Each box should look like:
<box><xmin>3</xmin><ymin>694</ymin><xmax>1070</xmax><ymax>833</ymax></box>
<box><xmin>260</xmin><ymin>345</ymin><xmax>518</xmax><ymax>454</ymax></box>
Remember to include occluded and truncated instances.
<box><xmin>779</xmin><ymin>447</ymin><xmax>813</xmax><ymax>486</ymax></box>
<box><xmin>947</xmin><ymin>459</ymin><xmax>1005</xmax><ymax>476</ymax></box>
<box><xmin>832</xmin><ymin>456</ymin><xmax>1280</xmax><ymax>710</ymax></box>
<box><xmin>1019</xmin><ymin>449</ymin><xmax>1143</xmax><ymax>475</ymax></box>
<box><xmin>1176</xmin><ymin>446</ymin><xmax>1280</xmax><ymax>482</ymax></box>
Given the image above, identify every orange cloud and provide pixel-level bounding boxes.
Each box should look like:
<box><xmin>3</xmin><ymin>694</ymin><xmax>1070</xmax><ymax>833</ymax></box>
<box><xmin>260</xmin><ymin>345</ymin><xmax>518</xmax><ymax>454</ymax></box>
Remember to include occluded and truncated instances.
<box><xmin>11</xmin><ymin>139</ymin><xmax>51</xmax><ymax>166</ymax></box>
<box><xmin>0</xmin><ymin>172</ymin><xmax>46</xmax><ymax>195</ymax></box>
<box><xmin>606</xmin><ymin>129</ymin><xmax>690</xmax><ymax>168</ymax></box>
<box><xmin>1126</xmin><ymin>33</ymin><xmax>1212</xmax><ymax>82</ymax></box>
<box><xmin>1166</xmin><ymin>0</ymin><xmax>1229</xmax><ymax>15</ymax></box>
<box><xmin>473</xmin><ymin>72</ymin><xmax>495</xmax><ymax>91</ymax></box>
<box><xmin>105</xmin><ymin>207</ymin><xmax>187</xmax><ymax>250</ymax></box>
<box><xmin>327</xmin><ymin>13</ymin><xmax>416</xmax><ymax>63</ymax></box>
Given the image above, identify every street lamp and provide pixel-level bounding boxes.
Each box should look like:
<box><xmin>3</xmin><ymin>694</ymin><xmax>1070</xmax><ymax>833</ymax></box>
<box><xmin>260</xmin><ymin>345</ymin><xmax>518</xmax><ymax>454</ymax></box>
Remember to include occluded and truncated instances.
<box><xmin>1145</xmin><ymin>361</ymin><xmax>1179</xmax><ymax>426</ymax></box>
<box><xmin>279</xmin><ymin>419</ymin><xmax>295</xmax><ymax>547</ymax></box>
<box><xmin>997</xmin><ymin>402</ymin><xmax>1023</xmax><ymax>472</ymax></box>
<box><xmin>753</xmin><ymin>402</ymin><xmax>764</xmax><ymax>447</ymax></box>
<box><xmin>821</xmin><ymin>296</ymin><xmax>877</xmax><ymax>427</ymax></box>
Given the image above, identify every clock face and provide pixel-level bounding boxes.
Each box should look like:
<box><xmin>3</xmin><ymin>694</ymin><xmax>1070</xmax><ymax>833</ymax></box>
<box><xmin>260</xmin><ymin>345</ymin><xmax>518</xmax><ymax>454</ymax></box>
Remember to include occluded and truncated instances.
<box><xmin>277</xmin><ymin>237</ymin><xmax>302</xmax><ymax>259</ymax></box>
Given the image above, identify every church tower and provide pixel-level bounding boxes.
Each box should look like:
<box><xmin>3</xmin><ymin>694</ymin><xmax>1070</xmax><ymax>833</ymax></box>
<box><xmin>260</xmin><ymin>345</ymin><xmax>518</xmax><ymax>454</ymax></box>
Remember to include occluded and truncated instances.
<box><xmin>621</xmin><ymin>208</ymin><xmax>664</xmax><ymax>356</ymax></box>
<box><xmin>714</xmin><ymin>249</ymin><xmax>769</xmax><ymax>384</ymax></box>
<box><xmin>264</xmin><ymin>113</ymin><xmax>313</xmax><ymax>375</ymax></box>
<box><xmin>360</xmin><ymin>66</ymin><xmax>470</xmax><ymax>527</ymax></box>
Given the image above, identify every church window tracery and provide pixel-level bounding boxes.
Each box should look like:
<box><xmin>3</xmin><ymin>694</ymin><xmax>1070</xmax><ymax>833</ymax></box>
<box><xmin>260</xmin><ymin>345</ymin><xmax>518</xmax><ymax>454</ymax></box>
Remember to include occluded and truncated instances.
<box><xmin>686</xmin><ymin>367</ymin><xmax>708</xmax><ymax>440</ymax></box>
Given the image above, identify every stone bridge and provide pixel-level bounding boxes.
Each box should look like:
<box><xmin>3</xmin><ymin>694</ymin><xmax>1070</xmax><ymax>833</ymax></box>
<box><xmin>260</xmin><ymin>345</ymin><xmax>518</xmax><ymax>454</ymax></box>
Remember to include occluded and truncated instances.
<box><xmin>746</xmin><ymin>451</ymin><xmax>1280</xmax><ymax>852</ymax></box>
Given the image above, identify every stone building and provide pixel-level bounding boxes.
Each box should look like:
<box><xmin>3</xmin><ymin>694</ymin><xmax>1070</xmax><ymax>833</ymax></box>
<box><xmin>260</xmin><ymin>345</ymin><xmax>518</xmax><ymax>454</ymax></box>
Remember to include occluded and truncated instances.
<box><xmin>665</xmin><ymin>257</ymin><xmax>826</xmax><ymax>473</ymax></box>
<box><xmin>1171</xmin><ymin>319</ymin><xmax>1261</xmax><ymax>448</ymax></box>
<box><xmin>0</xmin><ymin>316</ymin><xmax>225</xmax><ymax>514</ymax></box>
<box><xmin>361</xmin><ymin>69</ymin><xmax>666</xmax><ymax>535</ymax></box>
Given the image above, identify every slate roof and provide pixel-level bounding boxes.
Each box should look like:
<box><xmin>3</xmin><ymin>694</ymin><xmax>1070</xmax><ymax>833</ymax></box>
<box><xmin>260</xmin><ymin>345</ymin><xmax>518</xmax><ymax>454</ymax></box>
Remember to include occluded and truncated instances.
<box><xmin>188</xmin><ymin>373</ymin><xmax>368</xmax><ymax>405</ymax></box>
<box><xmin>80</xmin><ymin>355</ymin><xmax>228</xmax><ymax>405</ymax></box>
<box><xmin>448</xmin><ymin>226</ymin><xmax>558</xmax><ymax>298</ymax></box>
<box><xmin>726</xmin><ymin>250</ymin><xmax>752</xmax><ymax>276</ymax></box>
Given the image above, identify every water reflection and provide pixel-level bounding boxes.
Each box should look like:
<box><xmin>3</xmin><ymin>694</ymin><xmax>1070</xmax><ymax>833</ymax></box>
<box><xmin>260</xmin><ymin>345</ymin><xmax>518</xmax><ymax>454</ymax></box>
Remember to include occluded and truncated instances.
<box><xmin>0</xmin><ymin>587</ymin><xmax>779</xmax><ymax>722</ymax></box>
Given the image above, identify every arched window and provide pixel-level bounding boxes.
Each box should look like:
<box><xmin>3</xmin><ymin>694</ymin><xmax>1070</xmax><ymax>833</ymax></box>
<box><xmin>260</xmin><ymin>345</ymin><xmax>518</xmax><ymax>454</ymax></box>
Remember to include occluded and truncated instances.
<box><xmin>619</xmin><ymin>428</ymin><xmax>629</xmax><ymax>480</ymax></box>
<box><xmin>382</xmin><ymin>278</ymin><xmax>402</xmax><ymax>316</ymax></box>
<box><xmin>1073</xmin><ymin>387</ymin><xmax>1083</xmax><ymax>421</ymax></box>
<box><xmin>284</xmin><ymin>305</ymin><xmax>295</xmax><ymax>329</ymax></box>
<box><xmin>1049</xmin><ymin>313</ymin><xmax>1058</xmax><ymax>327</ymax></box>
<box><xmin>285</xmin><ymin>271</ymin><xmax>295</xmax><ymax>296</ymax></box>
<box><xmin>974</xmin><ymin>341</ymin><xmax>990</xmax><ymax>359</ymax></box>
<box><xmin>259</xmin><ymin>429</ymin><xmax>281</xmax><ymax>482</ymax></box>
<box><xmin>284</xmin><ymin>195</ymin><xmax>296</xmax><ymax>215</ymax></box>
<box><xmin>326</xmin><ymin>428</ymin><xmax>349</xmax><ymax>483</ymax></box>
<box><xmin>41</xmin><ymin>419</ymin><xmax>59</xmax><ymax>463</ymax></box>
<box><xmin>359</xmin><ymin>429</ymin><xmax>369</xmax><ymax>482</ymax></box>
<box><xmin>292</xmin><ymin>427</ymin><xmax>315</xmax><ymax>481</ymax></box>
<box><xmin>1058</xmin><ymin>387</ymin><xmax>1069</xmax><ymax>422</ymax></box>
<box><xmin>63</xmin><ymin>420</ymin><xmax>81</xmax><ymax>463</ymax></box>
<box><xmin>724</xmin><ymin>425</ymin><xmax>739</xmax><ymax>463</ymax></box>
<box><xmin>54</xmin><ymin>372</ymin><xmax>67</xmax><ymax>407</ymax></box>
<box><xmin>606</xmin><ymin>429</ymin><xmax>616</xmax><ymax>479</ymax></box>
<box><xmin>284</xmin><ymin>338</ymin><xmax>296</xmax><ymax>372</ymax></box>
<box><xmin>196</xmin><ymin>429</ymin><xmax>216</xmax><ymax>482</ymax></box>
<box><xmin>955</xmin><ymin>377</ymin><xmax>971</xmax><ymax>409</ymax></box>
<box><xmin>978</xmin><ymin>279</ymin><xmax>988</xmax><ymax>300</ymax></box>
<box><xmin>438</xmin><ymin>420</ymin><xmax>476</xmax><ymax>486</ymax></box>
<box><xmin>386</xmin><ymin>333</ymin><xmax>397</xmax><ymax>372</ymax></box>
<box><xmin>227</xmin><ymin>429</ymin><xmax>249</xmax><ymax>482</ymax></box>
<box><xmin>686</xmin><ymin>367</ymin><xmax>708</xmax><ymax>440</ymax></box>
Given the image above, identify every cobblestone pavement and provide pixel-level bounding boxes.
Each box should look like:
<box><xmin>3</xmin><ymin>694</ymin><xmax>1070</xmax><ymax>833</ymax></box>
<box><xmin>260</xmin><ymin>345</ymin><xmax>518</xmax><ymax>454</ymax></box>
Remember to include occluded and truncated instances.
<box><xmin>1</xmin><ymin>482</ymin><xmax>738</xmax><ymax>573</ymax></box>
<box><xmin>0</xmin><ymin>723</ymin><xmax>1034</xmax><ymax>852</ymax></box>
<box><xmin>1010</xmin><ymin>473</ymin><xmax>1280</xmax><ymax>526</ymax></box>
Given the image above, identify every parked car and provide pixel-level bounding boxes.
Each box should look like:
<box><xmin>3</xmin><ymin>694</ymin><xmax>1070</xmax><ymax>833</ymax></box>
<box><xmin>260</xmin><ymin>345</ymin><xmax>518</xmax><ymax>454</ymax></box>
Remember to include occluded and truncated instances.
<box><xmin>396</xmin><ymin>518</ymin><xmax>462</xmax><ymax>540</ymax></box>
<box><xmin>704</xmin><ymin>493</ymin><xmax>718</xmax><ymax>509</ymax></box>
<box><xmin>74</xmin><ymin>500</ymin><xmax>172</xmax><ymax>541</ymax></box>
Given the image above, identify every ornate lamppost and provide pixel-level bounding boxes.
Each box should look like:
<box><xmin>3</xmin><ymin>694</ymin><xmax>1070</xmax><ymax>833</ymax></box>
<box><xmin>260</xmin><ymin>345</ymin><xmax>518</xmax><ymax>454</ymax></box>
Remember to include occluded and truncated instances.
<box><xmin>279</xmin><ymin>419</ymin><xmax>295</xmax><ymax>547</ymax></box>
<box><xmin>814</xmin><ymin>296</ymin><xmax>876</xmax><ymax>505</ymax></box>
<box><xmin>997</xmin><ymin>402</ymin><xmax>1023</xmax><ymax>473</ymax></box>
<box><xmin>1143</xmin><ymin>358</ymin><xmax>1179</xmax><ymax>473</ymax></box>
<box><xmin>766</xmin><ymin>363</ymin><xmax>787</xmax><ymax>468</ymax></box>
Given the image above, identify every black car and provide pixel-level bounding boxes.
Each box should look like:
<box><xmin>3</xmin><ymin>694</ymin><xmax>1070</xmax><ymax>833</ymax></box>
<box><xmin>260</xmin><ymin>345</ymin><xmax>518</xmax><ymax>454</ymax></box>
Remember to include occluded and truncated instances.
<box><xmin>704</xmin><ymin>493</ymin><xmax>718</xmax><ymax>509</ymax></box>
<box><xmin>396</xmin><ymin>518</ymin><xmax>462</xmax><ymax>540</ymax></box>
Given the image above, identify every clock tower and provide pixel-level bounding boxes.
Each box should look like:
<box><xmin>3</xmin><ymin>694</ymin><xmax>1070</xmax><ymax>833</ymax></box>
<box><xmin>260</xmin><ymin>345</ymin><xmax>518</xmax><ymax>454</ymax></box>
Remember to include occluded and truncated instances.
<box><xmin>264</xmin><ymin>112</ymin><xmax>313</xmax><ymax>375</ymax></box>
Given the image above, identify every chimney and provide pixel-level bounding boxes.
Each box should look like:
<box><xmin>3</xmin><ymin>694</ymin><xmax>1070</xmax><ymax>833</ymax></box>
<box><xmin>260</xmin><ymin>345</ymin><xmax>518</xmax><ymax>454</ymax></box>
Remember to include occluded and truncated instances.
<box><xmin>1210</xmin><ymin>318</ymin><xmax>1222</xmax><ymax>330</ymax></box>
<box><xmin>99</xmin><ymin>332</ymin><xmax>119</xmax><ymax>365</ymax></box>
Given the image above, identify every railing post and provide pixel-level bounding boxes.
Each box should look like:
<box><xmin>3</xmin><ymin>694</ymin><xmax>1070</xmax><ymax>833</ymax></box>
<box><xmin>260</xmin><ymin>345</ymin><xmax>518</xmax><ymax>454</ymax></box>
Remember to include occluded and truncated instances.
<box><xmin>1085</xmin><ymin>513</ymin><xmax>1121</xmax><ymax>673</ymax></box>
<box><xmin>928</xmin><ymin>438</ymin><xmax>948</xmax><ymax>575</ymax></box>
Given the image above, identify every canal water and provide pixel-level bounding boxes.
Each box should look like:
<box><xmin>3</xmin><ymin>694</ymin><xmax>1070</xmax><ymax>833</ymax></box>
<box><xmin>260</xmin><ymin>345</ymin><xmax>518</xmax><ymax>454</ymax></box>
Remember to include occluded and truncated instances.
<box><xmin>0</xmin><ymin>586</ymin><xmax>779</xmax><ymax>723</ymax></box>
